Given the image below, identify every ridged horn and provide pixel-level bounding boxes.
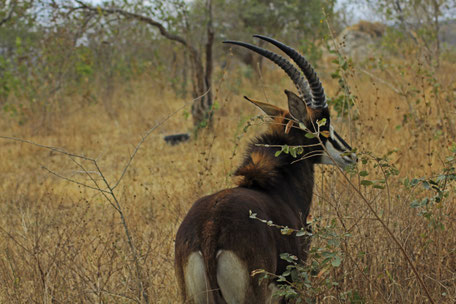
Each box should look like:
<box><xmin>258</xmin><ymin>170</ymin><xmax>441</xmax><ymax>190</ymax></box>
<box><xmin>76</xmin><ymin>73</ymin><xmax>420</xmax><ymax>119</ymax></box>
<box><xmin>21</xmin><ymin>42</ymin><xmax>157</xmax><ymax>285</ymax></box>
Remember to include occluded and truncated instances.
<box><xmin>253</xmin><ymin>35</ymin><xmax>327</xmax><ymax>109</ymax></box>
<box><xmin>223</xmin><ymin>40</ymin><xmax>312</xmax><ymax>106</ymax></box>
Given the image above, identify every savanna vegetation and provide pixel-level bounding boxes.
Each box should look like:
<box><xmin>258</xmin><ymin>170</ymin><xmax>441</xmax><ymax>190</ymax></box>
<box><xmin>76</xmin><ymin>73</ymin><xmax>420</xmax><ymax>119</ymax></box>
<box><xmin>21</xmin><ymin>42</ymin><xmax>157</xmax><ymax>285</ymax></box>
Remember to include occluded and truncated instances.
<box><xmin>0</xmin><ymin>0</ymin><xmax>455</xmax><ymax>303</ymax></box>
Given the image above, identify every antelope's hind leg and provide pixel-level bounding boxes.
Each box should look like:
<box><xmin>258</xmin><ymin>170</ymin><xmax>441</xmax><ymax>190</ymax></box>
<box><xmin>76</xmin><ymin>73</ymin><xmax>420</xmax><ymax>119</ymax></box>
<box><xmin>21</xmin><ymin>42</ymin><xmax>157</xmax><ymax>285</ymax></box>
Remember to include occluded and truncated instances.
<box><xmin>183</xmin><ymin>251</ymin><xmax>209</xmax><ymax>304</ymax></box>
<box><xmin>181</xmin><ymin>250</ymin><xmax>282</xmax><ymax>304</ymax></box>
<box><xmin>216</xmin><ymin>250</ymin><xmax>281</xmax><ymax>304</ymax></box>
<box><xmin>216</xmin><ymin>250</ymin><xmax>249</xmax><ymax>303</ymax></box>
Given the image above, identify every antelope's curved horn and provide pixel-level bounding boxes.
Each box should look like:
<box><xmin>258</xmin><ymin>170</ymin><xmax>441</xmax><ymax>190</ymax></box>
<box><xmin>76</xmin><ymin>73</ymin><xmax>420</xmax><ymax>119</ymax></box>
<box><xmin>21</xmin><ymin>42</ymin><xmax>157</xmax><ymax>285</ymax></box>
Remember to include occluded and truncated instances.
<box><xmin>223</xmin><ymin>40</ymin><xmax>312</xmax><ymax>106</ymax></box>
<box><xmin>253</xmin><ymin>35</ymin><xmax>327</xmax><ymax>109</ymax></box>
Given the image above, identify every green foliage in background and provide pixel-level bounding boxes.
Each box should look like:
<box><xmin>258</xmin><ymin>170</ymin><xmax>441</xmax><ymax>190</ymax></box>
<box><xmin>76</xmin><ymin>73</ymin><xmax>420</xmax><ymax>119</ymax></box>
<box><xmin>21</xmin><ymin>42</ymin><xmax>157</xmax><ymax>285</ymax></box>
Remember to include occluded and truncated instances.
<box><xmin>0</xmin><ymin>0</ymin><xmax>341</xmax><ymax>123</ymax></box>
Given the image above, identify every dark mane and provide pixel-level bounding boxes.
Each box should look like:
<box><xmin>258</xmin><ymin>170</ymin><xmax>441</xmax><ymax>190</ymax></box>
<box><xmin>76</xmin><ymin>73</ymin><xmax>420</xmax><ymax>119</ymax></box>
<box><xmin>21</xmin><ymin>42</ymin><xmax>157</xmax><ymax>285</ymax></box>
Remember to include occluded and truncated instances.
<box><xmin>235</xmin><ymin>132</ymin><xmax>294</xmax><ymax>188</ymax></box>
<box><xmin>234</xmin><ymin>121</ymin><xmax>316</xmax><ymax>191</ymax></box>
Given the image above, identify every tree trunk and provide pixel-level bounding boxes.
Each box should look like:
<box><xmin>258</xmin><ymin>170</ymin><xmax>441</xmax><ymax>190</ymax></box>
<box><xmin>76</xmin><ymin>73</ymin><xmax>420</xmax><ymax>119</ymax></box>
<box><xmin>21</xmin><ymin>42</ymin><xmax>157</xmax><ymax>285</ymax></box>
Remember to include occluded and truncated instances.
<box><xmin>191</xmin><ymin>0</ymin><xmax>214</xmax><ymax>128</ymax></box>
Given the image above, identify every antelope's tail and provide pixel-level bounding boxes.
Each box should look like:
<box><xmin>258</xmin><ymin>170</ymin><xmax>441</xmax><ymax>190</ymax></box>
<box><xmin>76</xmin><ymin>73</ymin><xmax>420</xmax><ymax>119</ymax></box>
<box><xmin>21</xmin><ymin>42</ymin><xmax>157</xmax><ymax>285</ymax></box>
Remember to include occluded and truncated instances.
<box><xmin>201</xmin><ymin>222</ymin><xmax>226</xmax><ymax>304</ymax></box>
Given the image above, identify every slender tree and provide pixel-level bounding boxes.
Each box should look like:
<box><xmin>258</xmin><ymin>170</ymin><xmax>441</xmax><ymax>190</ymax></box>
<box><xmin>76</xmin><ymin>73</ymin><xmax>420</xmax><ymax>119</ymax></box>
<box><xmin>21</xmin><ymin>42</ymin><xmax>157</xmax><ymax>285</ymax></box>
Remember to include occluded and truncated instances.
<box><xmin>67</xmin><ymin>0</ymin><xmax>215</xmax><ymax>128</ymax></box>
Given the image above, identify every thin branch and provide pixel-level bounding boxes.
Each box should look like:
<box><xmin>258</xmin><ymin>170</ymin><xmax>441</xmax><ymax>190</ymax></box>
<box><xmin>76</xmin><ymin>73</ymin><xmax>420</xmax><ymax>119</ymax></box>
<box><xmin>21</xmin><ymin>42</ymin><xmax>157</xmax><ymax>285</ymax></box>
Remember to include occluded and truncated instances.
<box><xmin>0</xmin><ymin>225</ymin><xmax>31</xmax><ymax>255</ymax></box>
<box><xmin>321</xmin><ymin>17</ymin><xmax>434</xmax><ymax>301</ymax></box>
<box><xmin>92</xmin><ymin>158</ymin><xmax>149</xmax><ymax>303</ymax></box>
<box><xmin>318</xmin><ymin>138</ymin><xmax>436</xmax><ymax>304</ymax></box>
<box><xmin>69</xmin><ymin>157</ymin><xmax>120</xmax><ymax>211</ymax></box>
<box><xmin>0</xmin><ymin>1</ymin><xmax>17</xmax><ymax>26</ymax></box>
<box><xmin>0</xmin><ymin>136</ymin><xmax>94</xmax><ymax>161</ymax></box>
<box><xmin>255</xmin><ymin>143</ymin><xmax>322</xmax><ymax>149</ymax></box>
<box><xmin>292</xmin><ymin>152</ymin><xmax>325</xmax><ymax>164</ymax></box>
<box><xmin>358</xmin><ymin>68</ymin><xmax>403</xmax><ymax>95</ymax></box>
<box><xmin>74</xmin><ymin>0</ymin><xmax>191</xmax><ymax>49</ymax></box>
<box><xmin>41</xmin><ymin>165</ymin><xmax>110</xmax><ymax>194</ymax></box>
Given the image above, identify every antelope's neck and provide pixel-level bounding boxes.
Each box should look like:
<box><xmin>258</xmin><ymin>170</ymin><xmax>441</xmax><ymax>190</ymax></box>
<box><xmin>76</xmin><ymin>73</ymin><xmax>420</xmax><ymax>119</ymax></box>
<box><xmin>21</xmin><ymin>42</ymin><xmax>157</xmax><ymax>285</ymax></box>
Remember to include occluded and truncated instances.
<box><xmin>234</xmin><ymin>132</ymin><xmax>315</xmax><ymax>215</ymax></box>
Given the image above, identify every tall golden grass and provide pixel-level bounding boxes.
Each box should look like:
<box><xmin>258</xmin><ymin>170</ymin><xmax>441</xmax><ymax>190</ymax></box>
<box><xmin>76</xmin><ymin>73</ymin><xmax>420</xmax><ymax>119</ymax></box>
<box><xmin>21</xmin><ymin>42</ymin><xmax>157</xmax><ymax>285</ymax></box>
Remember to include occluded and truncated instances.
<box><xmin>0</xmin><ymin>55</ymin><xmax>455</xmax><ymax>303</ymax></box>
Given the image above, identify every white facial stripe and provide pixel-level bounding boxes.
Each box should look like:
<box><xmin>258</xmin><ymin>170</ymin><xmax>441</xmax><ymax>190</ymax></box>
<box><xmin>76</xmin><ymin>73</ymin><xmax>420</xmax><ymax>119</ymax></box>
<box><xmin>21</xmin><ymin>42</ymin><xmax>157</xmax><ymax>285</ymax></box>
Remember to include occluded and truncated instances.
<box><xmin>329</xmin><ymin>125</ymin><xmax>335</xmax><ymax>138</ymax></box>
<box><xmin>320</xmin><ymin>125</ymin><xmax>357</xmax><ymax>168</ymax></box>
<box><xmin>329</xmin><ymin>125</ymin><xmax>349</xmax><ymax>151</ymax></box>
<box><xmin>320</xmin><ymin>140</ymin><xmax>346</xmax><ymax>167</ymax></box>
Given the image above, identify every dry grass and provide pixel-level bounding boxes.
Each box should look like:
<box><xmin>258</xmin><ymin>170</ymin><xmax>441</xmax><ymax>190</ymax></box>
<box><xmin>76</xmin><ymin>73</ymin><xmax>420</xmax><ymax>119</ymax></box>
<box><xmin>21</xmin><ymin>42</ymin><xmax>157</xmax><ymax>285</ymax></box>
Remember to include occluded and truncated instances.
<box><xmin>0</xmin><ymin>57</ymin><xmax>455</xmax><ymax>303</ymax></box>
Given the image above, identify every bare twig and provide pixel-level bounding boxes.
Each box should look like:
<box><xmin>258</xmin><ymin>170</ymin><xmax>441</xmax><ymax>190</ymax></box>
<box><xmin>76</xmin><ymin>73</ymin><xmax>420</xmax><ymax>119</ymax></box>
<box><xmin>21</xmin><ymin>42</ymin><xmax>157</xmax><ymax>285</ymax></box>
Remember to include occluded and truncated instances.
<box><xmin>0</xmin><ymin>136</ymin><xmax>93</xmax><ymax>161</ymax></box>
<box><xmin>68</xmin><ymin>157</ymin><xmax>119</xmax><ymax>211</ymax></box>
<box><xmin>41</xmin><ymin>165</ymin><xmax>110</xmax><ymax>194</ymax></box>
<box><xmin>74</xmin><ymin>0</ymin><xmax>190</xmax><ymax>48</ymax></box>
<box><xmin>358</xmin><ymin>68</ymin><xmax>403</xmax><ymax>95</ymax></box>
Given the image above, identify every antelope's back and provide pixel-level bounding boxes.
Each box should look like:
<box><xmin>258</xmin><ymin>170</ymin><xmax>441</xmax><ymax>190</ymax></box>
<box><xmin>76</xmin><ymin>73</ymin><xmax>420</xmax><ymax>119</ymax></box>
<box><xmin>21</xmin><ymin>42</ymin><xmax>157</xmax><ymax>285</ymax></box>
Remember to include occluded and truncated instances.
<box><xmin>175</xmin><ymin>186</ymin><xmax>306</xmax><ymax>275</ymax></box>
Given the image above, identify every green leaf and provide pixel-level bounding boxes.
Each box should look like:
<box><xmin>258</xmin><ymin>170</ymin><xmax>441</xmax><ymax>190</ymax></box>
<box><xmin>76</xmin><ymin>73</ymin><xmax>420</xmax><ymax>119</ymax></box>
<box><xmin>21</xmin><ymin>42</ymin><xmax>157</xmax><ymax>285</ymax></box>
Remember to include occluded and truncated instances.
<box><xmin>280</xmin><ymin>253</ymin><xmax>298</xmax><ymax>262</ymax></box>
<box><xmin>330</xmin><ymin>71</ymin><xmax>339</xmax><ymax>79</ymax></box>
<box><xmin>275</xmin><ymin>150</ymin><xmax>282</xmax><ymax>157</ymax></box>
<box><xmin>359</xmin><ymin>170</ymin><xmax>369</xmax><ymax>177</ymax></box>
<box><xmin>305</xmin><ymin>132</ymin><xmax>316</xmax><ymax>139</ymax></box>
<box><xmin>317</xmin><ymin>118</ymin><xmax>327</xmax><ymax>127</ymax></box>
<box><xmin>410</xmin><ymin>178</ymin><xmax>421</xmax><ymax>186</ymax></box>
<box><xmin>410</xmin><ymin>200</ymin><xmax>420</xmax><ymax>208</ymax></box>
<box><xmin>296</xmin><ymin>229</ymin><xmax>310</xmax><ymax>237</ymax></box>
<box><xmin>331</xmin><ymin>255</ymin><xmax>342</xmax><ymax>267</ymax></box>
<box><xmin>182</xmin><ymin>110</ymin><xmax>190</xmax><ymax>120</ymax></box>
<box><xmin>360</xmin><ymin>180</ymin><xmax>373</xmax><ymax>186</ymax></box>
<box><xmin>290</xmin><ymin>148</ymin><xmax>297</xmax><ymax>158</ymax></box>
<box><xmin>281</xmin><ymin>227</ymin><xmax>294</xmax><ymax>235</ymax></box>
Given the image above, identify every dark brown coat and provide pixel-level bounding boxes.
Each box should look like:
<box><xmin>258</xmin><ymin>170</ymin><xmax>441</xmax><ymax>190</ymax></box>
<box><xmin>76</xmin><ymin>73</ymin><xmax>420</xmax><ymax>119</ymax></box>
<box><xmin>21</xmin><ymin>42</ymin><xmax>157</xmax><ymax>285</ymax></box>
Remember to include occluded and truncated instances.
<box><xmin>175</xmin><ymin>103</ymin><xmax>325</xmax><ymax>303</ymax></box>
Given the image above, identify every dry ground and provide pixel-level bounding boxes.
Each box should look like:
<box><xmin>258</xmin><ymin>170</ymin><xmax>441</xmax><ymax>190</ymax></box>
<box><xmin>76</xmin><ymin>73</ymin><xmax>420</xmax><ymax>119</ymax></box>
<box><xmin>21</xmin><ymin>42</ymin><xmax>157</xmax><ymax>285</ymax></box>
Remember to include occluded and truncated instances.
<box><xmin>0</xmin><ymin>59</ymin><xmax>455</xmax><ymax>303</ymax></box>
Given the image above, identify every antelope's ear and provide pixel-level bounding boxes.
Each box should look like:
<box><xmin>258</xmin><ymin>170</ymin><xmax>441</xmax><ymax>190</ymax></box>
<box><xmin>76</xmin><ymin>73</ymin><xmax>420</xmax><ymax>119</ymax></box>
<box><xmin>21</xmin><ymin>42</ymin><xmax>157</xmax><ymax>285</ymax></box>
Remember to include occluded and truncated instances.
<box><xmin>244</xmin><ymin>96</ymin><xmax>285</xmax><ymax>118</ymax></box>
<box><xmin>285</xmin><ymin>90</ymin><xmax>308</xmax><ymax>121</ymax></box>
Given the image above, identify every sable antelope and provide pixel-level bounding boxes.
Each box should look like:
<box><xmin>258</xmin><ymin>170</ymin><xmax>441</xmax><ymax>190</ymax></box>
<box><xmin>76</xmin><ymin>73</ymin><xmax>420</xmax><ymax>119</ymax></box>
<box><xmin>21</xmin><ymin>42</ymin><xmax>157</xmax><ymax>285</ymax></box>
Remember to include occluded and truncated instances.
<box><xmin>174</xmin><ymin>35</ymin><xmax>357</xmax><ymax>304</ymax></box>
